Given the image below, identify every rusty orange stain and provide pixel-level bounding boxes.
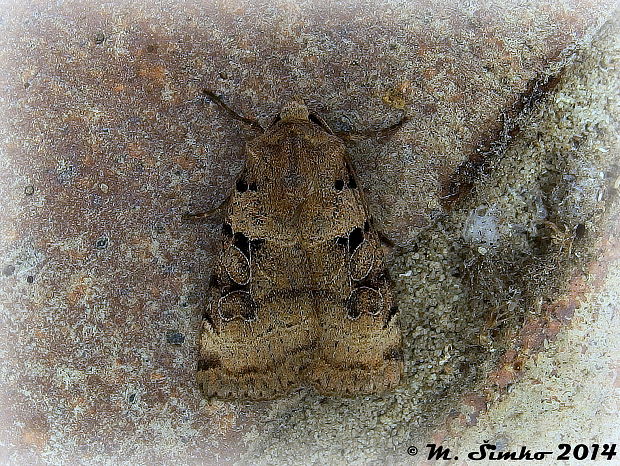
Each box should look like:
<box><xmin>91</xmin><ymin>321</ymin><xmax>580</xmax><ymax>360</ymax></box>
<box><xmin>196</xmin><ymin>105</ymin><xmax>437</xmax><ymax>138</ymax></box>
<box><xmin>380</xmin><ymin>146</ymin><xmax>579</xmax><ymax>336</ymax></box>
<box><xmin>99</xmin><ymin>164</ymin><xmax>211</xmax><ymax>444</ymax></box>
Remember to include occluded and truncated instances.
<box><xmin>448</xmin><ymin>92</ymin><xmax>465</xmax><ymax>103</ymax></box>
<box><xmin>485</xmin><ymin>36</ymin><xmax>506</xmax><ymax>52</ymax></box>
<box><xmin>21</xmin><ymin>428</ymin><xmax>49</xmax><ymax>449</ymax></box>
<box><xmin>71</xmin><ymin>396</ymin><xmax>85</xmax><ymax>410</ymax></box>
<box><xmin>2</xmin><ymin>228</ymin><xmax>18</xmax><ymax>243</ymax></box>
<box><xmin>67</xmin><ymin>249</ymin><xmax>87</xmax><ymax>260</ymax></box>
<box><xmin>76</xmin><ymin>177</ymin><xmax>92</xmax><ymax>189</ymax></box>
<box><xmin>415</xmin><ymin>41</ymin><xmax>430</xmax><ymax>57</ymax></box>
<box><xmin>303</xmin><ymin>55</ymin><xmax>318</xmax><ymax>65</ymax></box>
<box><xmin>174</xmin><ymin>155</ymin><xmax>198</xmax><ymax>170</ymax></box>
<box><xmin>138</xmin><ymin>65</ymin><xmax>167</xmax><ymax>85</ymax></box>
<box><xmin>422</xmin><ymin>67</ymin><xmax>438</xmax><ymax>80</ymax></box>
<box><xmin>381</xmin><ymin>80</ymin><xmax>411</xmax><ymax>109</ymax></box>
<box><xmin>127</xmin><ymin>142</ymin><xmax>146</xmax><ymax>159</ymax></box>
<box><xmin>127</xmin><ymin>142</ymin><xmax>157</xmax><ymax>168</ymax></box>
<box><xmin>489</xmin><ymin>364</ymin><xmax>517</xmax><ymax>389</ymax></box>
<box><xmin>82</xmin><ymin>152</ymin><xmax>94</xmax><ymax>167</ymax></box>
<box><xmin>217</xmin><ymin>411</ymin><xmax>237</xmax><ymax>434</ymax></box>
<box><xmin>150</xmin><ymin>371</ymin><xmax>166</xmax><ymax>383</ymax></box>
<box><xmin>462</xmin><ymin>392</ymin><xmax>487</xmax><ymax>412</ymax></box>
<box><xmin>67</xmin><ymin>275</ymin><xmax>88</xmax><ymax>306</ymax></box>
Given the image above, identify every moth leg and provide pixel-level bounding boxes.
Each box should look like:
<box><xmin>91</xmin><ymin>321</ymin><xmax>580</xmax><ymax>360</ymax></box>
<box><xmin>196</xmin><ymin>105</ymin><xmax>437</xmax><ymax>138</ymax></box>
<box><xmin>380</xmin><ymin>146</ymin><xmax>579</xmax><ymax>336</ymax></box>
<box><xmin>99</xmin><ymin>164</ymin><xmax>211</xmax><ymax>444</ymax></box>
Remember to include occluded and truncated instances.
<box><xmin>203</xmin><ymin>89</ymin><xmax>264</xmax><ymax>133</ymax></box>
<box><xmin>376</xmin><ymin>229</ymin><xmax>395</xmax><ymax>249</ymax></box>
<box><xmin>182</xmin><ymin>196</ymin><xmax>229</xmax><ymax>223</ymax></box>
<box><xmin>334</xmin><ymin>113</ymin><xmax>409</xmax><ymax>142</ymax></box>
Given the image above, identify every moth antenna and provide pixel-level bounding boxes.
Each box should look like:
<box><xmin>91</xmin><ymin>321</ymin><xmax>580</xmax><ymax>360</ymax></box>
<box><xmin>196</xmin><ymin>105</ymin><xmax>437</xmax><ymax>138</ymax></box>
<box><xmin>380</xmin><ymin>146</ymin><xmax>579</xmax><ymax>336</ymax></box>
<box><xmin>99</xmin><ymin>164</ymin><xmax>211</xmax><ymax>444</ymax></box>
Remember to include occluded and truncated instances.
<box><xmin>335</xmin><ymin>113</ymin><xmax>409</xmax><ymax>142</ymax></box>
<box><xmin>203</xmin><ymin>89</ymin><xmax>264</xmax><ymax>133</ymax></box>
<box><xmin>376</xmin><ymin>229</ymin><xmax>395</xmax><ymax>249</ymax></box>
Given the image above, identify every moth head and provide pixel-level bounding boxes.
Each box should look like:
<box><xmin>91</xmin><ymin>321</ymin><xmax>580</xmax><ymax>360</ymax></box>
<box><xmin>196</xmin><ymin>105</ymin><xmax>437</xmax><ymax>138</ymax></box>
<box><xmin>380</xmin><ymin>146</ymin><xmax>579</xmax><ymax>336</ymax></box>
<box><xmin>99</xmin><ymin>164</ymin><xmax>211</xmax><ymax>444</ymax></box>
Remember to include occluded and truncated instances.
<box><xmin>279</xmin><ymin>100</ymin><xmax>310</xmax><ymax>122</ymax></box>
<box><xmin>274</xmin><ymin>100</ymin><xmax>334</xmax><ymax>133</ymax></box>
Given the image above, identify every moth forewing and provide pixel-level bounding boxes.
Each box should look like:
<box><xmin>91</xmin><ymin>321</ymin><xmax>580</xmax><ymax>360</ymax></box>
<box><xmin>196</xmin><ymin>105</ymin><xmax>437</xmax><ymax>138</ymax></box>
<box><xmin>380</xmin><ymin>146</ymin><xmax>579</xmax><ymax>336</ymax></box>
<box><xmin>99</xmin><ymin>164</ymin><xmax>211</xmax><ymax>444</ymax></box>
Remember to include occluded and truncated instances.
<box><xmin>197</xmin><ymin>99</ymin><xmax>403</xmax><ymax>400</ymax></box>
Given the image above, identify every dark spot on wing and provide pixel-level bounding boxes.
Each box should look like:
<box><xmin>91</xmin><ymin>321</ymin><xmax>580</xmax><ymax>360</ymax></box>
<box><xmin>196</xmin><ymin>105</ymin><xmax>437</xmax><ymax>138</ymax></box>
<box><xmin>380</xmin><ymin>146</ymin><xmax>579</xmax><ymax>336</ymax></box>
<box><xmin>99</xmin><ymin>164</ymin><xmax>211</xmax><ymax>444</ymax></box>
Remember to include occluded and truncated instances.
<box><xmin>250</xmin><ymin>238</ymin><xmax>265</xmax><ymax>252</ymax></box>
<box><xmin>221</xmin><ymin>281</ymin><xmax>249</xmax><ymax>295</ymax></box>
<box><xmin>383</xmin><ymin>347</ymin><xmax>404</xmax><ymax>361</ymax></box>
<box><xmin>209</xmin><ymin>274</ymin><xmax>220</xmax><ymax>287</ymax></box>
<box><xmin>575</xmin><ymin>223</ymin><xmax>586</xmax><ymax>239</ymax></box>
<box><xmin>384</xmin><ymin>305</ymin><xmax>399</xmax><ymax>328</ymax></box>
<box><xmin>166</xmin><ymin>331</ymin><xmax>185</xmax><ymax>345</ymax></box>
<box><xmin>270</xmin><ymin>115</ymin><xmax>282</xmax><ymax>127</ymax></box>
<box><xmin>336</xmin><ymin>236</ymin><xmax>348</xmax><ymax>247</ymax></box>
<box><xmin>346</xmin><ymin>302</ymin><xmax>362</xmax><ymax>319</ymax></box>
<box><xmin>236</xmin><ymin>177</ymin><xmax>248</xmax><ymax>192</ymax></box>
<box><xmin>233</xmin><ymin>231</ymin><xmax>250</xmax><ymax>258</ymax></box>
<box><xmin>348</xmin><ymin>227</ymin><xmax>364</xmax><ymax>253</ymax></box>
<box><xmin>198</xmin><ymin>356</ymin><xmax>222</xmax><ymax>371</ymax></box>
<box><xmin>308</xmin><ymin>114</ymin><xmax>322</xmax><ymax>126</ymax></box>
<box><xmin>240</xmin><ymin>305</ymin><xmax>258</xmax><ymax>322</ymax></box>
<box><xmin>222</xmin><ymin>222</ymin><xmax>233</xmax><ymax>238</ymax></box>
<box><xmin>202</xmin><ymin>310</ymin><xmax>216</xmax><ymax>328</ymax></box>
<box><xmin>219</xmin><ymin>290</ymin><xmax>258</xmax><ymax>322</ymax></box>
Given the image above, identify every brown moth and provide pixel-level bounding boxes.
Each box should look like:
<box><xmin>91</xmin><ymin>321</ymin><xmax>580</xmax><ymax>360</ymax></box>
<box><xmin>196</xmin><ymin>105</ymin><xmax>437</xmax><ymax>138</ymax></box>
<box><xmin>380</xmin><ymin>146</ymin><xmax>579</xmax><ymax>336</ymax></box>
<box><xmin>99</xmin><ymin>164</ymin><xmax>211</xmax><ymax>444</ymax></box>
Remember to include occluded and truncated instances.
<box><xmin>195</xmin><ymin>96</ymin><xmax>403</xmax><ymax>400</ymax></box>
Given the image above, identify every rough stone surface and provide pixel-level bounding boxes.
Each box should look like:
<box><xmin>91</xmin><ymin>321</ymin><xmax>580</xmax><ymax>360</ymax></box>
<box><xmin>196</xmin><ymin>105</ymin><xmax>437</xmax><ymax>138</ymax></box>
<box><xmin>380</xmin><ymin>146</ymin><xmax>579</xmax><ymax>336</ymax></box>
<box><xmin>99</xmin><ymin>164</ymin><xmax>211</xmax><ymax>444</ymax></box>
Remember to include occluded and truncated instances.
<box><xmin>0</xmin><ymin>0</ymin><xmax>618</xmax><ymax>464</ymax></box>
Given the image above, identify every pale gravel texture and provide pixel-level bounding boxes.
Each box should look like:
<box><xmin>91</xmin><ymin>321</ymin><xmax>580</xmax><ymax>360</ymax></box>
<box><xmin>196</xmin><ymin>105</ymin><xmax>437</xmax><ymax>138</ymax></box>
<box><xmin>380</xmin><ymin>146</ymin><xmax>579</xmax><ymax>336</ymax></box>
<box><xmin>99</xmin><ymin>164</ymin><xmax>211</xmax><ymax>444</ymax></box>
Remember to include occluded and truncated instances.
<box><xmin>444</xmin><ymin>266</ymin><xmax>620</xmax><ymax>462</ymax></box>
<box><xmin>436</xmin><ymin>15</ymin><xmax>620</xmax><ymax>461</ymax></box>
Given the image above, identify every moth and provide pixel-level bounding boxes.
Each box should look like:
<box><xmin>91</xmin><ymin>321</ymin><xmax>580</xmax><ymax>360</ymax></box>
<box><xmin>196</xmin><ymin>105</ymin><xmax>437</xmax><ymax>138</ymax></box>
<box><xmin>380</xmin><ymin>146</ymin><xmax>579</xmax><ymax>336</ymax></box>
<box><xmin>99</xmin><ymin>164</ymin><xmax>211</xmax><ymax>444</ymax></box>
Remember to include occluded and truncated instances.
<box><xmin>193</xmin><ymin>92</ymin><xmax>404</xmax><ymax>400</ymax></box>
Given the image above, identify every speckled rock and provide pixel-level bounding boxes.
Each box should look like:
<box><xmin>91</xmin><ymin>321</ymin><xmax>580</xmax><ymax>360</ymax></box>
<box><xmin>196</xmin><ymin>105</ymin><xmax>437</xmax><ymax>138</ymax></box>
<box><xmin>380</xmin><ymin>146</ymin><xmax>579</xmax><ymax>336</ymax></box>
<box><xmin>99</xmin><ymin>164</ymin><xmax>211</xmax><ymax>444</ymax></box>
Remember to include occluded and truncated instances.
<box><xmin>0</xmin><ymin>0</ymin><xmax>617</xmax><ymax>464</ymax></box>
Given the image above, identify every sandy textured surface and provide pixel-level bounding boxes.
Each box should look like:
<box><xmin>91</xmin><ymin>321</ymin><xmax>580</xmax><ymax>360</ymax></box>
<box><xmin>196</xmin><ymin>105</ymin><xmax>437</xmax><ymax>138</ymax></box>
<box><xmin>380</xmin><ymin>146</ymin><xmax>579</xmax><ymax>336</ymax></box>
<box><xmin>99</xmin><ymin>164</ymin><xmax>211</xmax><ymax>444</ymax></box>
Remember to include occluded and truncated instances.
<box><xmin>0</xmin><ymin>1</ymin><xmax>618</xmax><ymax>465</ymax></box>
<box><xmin>442</xmin><ymin>265</ymin><xmax>620</xmax><ymax>463</ymax></box>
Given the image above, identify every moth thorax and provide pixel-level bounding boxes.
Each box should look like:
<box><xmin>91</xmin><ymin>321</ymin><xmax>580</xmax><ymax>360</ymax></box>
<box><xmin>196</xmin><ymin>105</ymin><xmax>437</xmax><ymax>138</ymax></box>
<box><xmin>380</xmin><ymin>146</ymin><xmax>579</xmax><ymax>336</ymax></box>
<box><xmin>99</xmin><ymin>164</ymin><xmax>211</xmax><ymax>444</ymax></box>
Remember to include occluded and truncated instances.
<box><xmin>280</xmin><ymin>100</ymin><xmax>309</xmax><ymax>122</ymax></box>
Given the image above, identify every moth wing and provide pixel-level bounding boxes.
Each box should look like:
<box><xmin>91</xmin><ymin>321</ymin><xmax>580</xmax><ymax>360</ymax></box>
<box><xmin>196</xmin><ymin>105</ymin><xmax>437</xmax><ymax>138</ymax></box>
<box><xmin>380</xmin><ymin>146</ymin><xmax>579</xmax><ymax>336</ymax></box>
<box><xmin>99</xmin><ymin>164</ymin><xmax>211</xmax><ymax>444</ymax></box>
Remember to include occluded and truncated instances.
<box><xmin>197</xmin><ymin>240</ymin><xmax>321</xmax><ymax>400</ymax></box>
<box><xmin>197</xmin><ymin>147</ymin><xmax>320</xmax><ymax>401</ymax></box>
<box><xmin>300</xmin><ymin>149</ymin><xmax>403</xmax><ymax>396</ymax></box>
<box><xmin>307</xmin><ymin>234</ymin><xmax>403</xmax><ymax>396</ymax></box>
